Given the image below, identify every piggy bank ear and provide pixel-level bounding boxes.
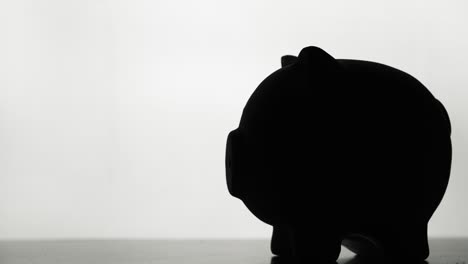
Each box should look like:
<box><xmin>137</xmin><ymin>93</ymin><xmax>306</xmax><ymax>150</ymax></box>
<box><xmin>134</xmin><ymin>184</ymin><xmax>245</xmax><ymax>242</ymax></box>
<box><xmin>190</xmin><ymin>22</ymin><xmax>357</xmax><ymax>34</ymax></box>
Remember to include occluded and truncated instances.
<box><xmin>281</xmin><ymin>55</ymin><xmax>298</xmax><ymax>67</ymax></box>
<box><xmin>296</xmin><ymin>46</ymin><xmax>342</xmax><ymax>72</ymax></box>
<box><xmin>226</xmin><ymin>129</ymin><xmax>244</xmax><ymax>198</ymax></box>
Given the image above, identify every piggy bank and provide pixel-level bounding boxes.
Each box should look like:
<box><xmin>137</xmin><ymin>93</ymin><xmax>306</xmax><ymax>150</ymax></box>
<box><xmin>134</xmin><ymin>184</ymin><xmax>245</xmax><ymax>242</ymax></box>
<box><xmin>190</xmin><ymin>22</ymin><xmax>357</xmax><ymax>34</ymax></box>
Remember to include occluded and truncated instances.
<box><xmin>225</xmin><ymin>46</ymin><xmax>452</xmax><ymax>261</ymax></box>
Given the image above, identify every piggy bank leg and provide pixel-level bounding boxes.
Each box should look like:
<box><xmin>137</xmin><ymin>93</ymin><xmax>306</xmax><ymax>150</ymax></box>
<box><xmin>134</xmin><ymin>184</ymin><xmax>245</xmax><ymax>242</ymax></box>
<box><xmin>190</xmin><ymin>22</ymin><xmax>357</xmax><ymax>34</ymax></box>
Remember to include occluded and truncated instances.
<box><xmin>290</xmin><ymin>224</ymin><xmax>342</xmax><ymax>261</ymax></box>
<box><xmin>272</xmin><ymin>224</ymin><xmax>341</xmax><ymax>262</ymax></box>
<box><xmin>383</xmin><ymin>223</ymin><xmax>429</xmax><ymax>260</ymax></box>
<box><xmin>271</xmin><ymin>225</ymin><xmax>293</xmax><ymax>256</ymax></box>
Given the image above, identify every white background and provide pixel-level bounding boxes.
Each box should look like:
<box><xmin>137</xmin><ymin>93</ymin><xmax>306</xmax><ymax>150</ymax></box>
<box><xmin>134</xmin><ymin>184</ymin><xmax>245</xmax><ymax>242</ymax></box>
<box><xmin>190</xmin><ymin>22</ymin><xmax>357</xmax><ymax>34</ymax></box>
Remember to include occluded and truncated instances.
<box><xmin>0</xmin><ymin>0</ymin><xmax>467</xmax><ymax>239</ymax></box>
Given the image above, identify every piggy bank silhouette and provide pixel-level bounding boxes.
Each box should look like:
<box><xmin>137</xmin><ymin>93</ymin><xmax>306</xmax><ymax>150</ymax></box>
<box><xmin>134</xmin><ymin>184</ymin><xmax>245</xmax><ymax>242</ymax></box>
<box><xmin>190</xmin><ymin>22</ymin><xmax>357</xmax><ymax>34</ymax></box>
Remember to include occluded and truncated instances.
<box><xmin>225</xmin><ymin>46</ymin><xmax>452</xmax><ymax>261</ymax></box>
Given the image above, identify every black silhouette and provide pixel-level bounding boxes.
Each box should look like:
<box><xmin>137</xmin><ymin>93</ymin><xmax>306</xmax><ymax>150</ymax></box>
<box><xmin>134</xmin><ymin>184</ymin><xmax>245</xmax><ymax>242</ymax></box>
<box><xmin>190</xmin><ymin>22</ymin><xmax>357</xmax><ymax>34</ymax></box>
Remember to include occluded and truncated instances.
<box><xmin>270</xmin><ymin>254</ymin><xmax>429</xmax><ymax>264</ymax></box>
<box><xmin>225</xmin><ymin>46</ymin><xmax>452</xmax><ymax>262</ymax></box>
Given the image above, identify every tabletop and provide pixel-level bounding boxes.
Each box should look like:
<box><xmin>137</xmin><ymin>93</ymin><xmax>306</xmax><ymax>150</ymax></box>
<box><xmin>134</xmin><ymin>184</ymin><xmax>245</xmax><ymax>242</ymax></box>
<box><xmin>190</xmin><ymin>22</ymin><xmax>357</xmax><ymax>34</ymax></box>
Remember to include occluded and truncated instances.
<box><xmin>0</xmin><ymin>239</ymin><xmax>466</xmax><ymax>264</ymax></box>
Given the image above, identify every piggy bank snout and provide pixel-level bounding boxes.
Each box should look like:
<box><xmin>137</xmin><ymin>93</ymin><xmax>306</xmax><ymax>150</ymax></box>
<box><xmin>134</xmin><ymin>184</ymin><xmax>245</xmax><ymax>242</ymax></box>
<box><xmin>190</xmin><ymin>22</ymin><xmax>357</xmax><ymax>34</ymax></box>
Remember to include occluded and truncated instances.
<box><xmin>226</xmin><ymin>129</ymin><xmax>241</xmax><ymax>198</ymax></box>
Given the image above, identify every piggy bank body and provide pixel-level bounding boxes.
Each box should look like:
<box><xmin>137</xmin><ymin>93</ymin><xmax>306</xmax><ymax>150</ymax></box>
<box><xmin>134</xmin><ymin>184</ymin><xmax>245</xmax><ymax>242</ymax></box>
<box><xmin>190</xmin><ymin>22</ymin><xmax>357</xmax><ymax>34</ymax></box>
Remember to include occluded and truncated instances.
<box><xmin>225</xmin><ymin>47</ymin><xmax>452</xmax><ymax>261</ymax></box>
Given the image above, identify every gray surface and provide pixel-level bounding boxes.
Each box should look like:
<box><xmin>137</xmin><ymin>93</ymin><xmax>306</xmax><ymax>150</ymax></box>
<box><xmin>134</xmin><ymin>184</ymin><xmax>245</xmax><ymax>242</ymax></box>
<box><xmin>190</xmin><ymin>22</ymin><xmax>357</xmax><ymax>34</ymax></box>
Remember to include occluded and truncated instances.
<box><xmin>0</xmin><ymin>239</ymin><xmax>466</xmax><ymax>264</ymax></box>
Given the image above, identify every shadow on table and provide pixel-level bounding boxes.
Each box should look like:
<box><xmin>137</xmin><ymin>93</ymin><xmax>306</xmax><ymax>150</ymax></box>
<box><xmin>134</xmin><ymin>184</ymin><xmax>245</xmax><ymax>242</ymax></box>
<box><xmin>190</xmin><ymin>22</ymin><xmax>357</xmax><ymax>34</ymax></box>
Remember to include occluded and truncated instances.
<box><xmin>270</xmin><ymin>255</ymin><xmax>429</xmax><ymax>264</ymax></box>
